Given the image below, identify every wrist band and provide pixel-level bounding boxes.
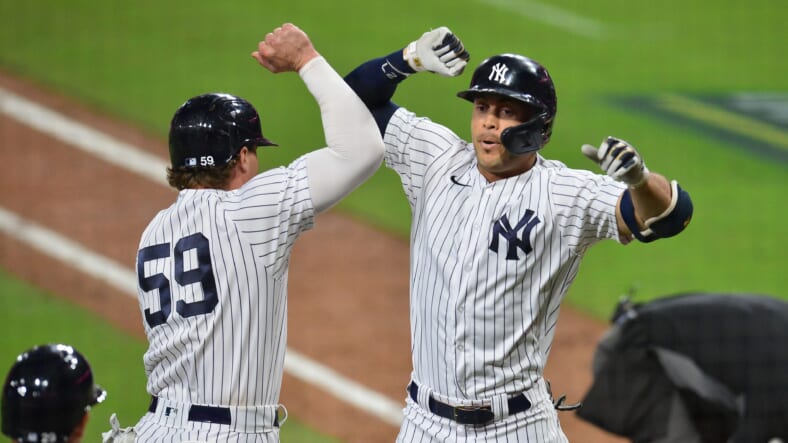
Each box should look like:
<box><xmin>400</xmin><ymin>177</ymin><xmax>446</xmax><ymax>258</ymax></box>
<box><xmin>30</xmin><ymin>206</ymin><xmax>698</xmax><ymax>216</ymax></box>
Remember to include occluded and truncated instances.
<box><xmin>380</xmin><ymin>48</ymin><xmax>415</xmax><ymax>82</ymax></box>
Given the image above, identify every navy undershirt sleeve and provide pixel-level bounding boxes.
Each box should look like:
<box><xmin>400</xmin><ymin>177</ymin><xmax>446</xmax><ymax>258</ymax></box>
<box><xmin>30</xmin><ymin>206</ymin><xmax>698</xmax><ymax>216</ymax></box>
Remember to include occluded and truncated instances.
<box><xmin>344</xmin><ymin>49</ymin><xmax>415</xmax><ymax>134</ymax></box>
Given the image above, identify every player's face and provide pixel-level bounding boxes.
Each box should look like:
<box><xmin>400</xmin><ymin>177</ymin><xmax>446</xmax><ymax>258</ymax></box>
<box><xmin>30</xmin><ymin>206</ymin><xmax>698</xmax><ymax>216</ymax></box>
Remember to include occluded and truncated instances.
<box><xmin>470</xmin><ymin>95</ymin><xmax>537</xmax><ymax>182</ymax></box>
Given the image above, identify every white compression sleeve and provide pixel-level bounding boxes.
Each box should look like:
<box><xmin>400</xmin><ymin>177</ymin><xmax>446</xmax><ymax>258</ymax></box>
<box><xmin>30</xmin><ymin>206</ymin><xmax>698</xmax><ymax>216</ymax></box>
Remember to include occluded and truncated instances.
<box><xmin>299</xmin><ymin>56</ymin><xmax>384</xmax><ymax>214</ymax></box>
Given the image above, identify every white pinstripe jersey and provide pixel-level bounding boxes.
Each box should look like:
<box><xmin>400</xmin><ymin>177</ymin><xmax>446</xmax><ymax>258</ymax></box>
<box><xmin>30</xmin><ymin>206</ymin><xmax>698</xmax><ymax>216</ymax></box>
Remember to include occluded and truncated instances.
<box><xmin>136</xmin><ymin>155</ymin><xmax>313</xmax><ymax>408</ymax></box>
<box><xmin>385</xmin><ymin>107</ymin><xmax>626</xmax><ymax>401</ymax></box>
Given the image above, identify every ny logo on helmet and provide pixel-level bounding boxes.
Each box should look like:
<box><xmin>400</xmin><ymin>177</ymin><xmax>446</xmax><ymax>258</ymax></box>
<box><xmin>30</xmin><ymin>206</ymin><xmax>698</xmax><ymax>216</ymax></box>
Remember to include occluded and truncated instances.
<box><xmin>489</xmin><ymin>63</ymin><xmax>509</xmax><ymax>84</ymax></box>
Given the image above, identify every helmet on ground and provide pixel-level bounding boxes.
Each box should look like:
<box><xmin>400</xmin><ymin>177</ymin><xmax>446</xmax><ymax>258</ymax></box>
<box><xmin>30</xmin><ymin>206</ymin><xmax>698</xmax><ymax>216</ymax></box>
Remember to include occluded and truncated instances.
<box><xmin>2</xmin><ymin>344</ymin><xmax>106</xmax><ymax>443</ymax></box>
<box><xmin>169</xmin><ymin>93</ymin><xmax>277</xmax><ymax>169</ymax></box>
<box><xmin>457</xmin><ymin>53</ymin><xmax>557</xmax><ymax>155</ymax></box>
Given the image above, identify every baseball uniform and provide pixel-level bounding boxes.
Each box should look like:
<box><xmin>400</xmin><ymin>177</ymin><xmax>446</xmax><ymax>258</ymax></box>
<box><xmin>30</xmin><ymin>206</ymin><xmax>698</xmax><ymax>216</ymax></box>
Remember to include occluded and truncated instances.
<box><xmin>345</xmin><ymin>25</ymin><xmax>690</xmax><ymax>442</ymax></box>
<box><xmin>386</xmin><ymin>107</ymin><xmax>624</xmax><ymax>441</ymax></box>
<box><xmin>133</xmin><ymin>54</ymin><xmax>383</xmax><ymax>442</ymax></box>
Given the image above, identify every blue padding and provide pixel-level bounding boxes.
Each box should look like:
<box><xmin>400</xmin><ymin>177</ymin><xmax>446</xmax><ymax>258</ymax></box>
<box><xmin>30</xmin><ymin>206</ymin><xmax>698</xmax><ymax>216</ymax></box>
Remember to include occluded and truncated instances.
<box><xmin>650</xmin><ymin>184</ymin><xmax>693</xmax><ymax>238</ymax></box>
<box><xmin>621</xmin><ymin>183</ymin><xmax>693</xmax><ymax>243</ymax></box>
<box><xmin>620</xmin><ymin>190</ymin><xmax>656</xmax><ymax>243</ymax></box>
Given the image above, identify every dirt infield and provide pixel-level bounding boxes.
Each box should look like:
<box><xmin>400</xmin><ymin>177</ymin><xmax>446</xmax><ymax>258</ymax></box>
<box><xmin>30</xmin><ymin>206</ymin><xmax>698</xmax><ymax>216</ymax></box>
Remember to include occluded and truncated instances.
<box><xmin>0</xmin><ymin>70</ymin><xmax>626</xmax><ymax>442</ymax></box>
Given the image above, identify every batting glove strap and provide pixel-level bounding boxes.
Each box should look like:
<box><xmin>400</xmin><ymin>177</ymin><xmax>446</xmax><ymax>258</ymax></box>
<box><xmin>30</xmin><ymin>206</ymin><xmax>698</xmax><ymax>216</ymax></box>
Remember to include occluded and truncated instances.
<box><xmin>403</xmin><ymin>26</ymin><xmax>470</xmax><ymax>77</ymax></box>
<box><xmin>620</xmin><ymin>180</ymin><xmax>693</xmax><ymax>243</ymax></box>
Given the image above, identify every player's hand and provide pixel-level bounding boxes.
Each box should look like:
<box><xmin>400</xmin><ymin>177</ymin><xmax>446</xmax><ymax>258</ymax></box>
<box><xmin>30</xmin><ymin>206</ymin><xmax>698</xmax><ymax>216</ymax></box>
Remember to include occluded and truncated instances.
<box><xmin>252</xmin><ymin>23</ymin><xmax>320</xmax><ymax>73</ymax></box>
<box><xmin>403</xmin><ymin>27</ymin><xmax>469</xmax><ymax>77</ymax></box>
<box><xmin>581</xmin><ymin>136</ymin><xmax>650</xmax><ymax>188</ymax></box>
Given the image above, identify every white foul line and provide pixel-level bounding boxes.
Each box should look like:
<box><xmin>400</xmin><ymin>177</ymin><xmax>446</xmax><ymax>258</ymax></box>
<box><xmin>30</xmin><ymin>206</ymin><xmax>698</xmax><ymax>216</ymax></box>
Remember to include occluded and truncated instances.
<box><xmin>0</xmin><ymin>86</ymin><xmax>404</xmax><ymax>427</ymax></box>
<box><xmin>0</xmin><ymin>88</ymin><xmax>169</xmax><ymax>186</ymax></box>
<box><xmin>0</xmin><ymin>207</ymin><xmax>138</xmax><ymax>296</ymax></box>
<box><xmin>478</xmin><ymin>0</ymin><xmax>607</xmax><ymax>39</ymax></box>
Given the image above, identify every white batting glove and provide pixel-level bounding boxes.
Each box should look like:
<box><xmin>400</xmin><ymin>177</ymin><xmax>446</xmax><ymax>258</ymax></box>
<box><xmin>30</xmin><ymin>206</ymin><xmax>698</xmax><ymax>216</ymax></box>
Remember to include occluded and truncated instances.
<box><xmin>581</xmin><ymin>136</ymin><xmax>650</xmax><ymax>188</ymax></box>
<box><xmin>403</xmin><ymin>27</ymin><xmax>470</xmax><ymax>77</ymax></box>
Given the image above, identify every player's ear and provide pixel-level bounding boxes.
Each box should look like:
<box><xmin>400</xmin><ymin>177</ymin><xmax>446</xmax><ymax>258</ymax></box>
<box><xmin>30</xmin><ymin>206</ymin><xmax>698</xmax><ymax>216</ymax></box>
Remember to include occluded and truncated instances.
<box><xmin>237</xmin><ymin>147</ymin><xmax>257</xmax><ymax>172</ymax></box>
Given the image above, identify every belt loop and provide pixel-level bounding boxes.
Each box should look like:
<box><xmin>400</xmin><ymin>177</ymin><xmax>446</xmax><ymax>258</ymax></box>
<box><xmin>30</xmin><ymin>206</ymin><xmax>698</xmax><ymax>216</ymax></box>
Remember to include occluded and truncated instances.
<box><xmin>277</xmin><ymin>404</ymin><xmax>288</xmax><ymax>427</ymax></box>
<box><xmin>490</xmin><ymin>393</ymin><xmax>509</xmax><ymax>421</ymax></box>
<box><xmin>415</xmin><ymin>382</ymin><xmax>432</xmax><ymax>412</ymax></box>
<box><xmin>148</xmin><ymin>396</ymin><xmax>159</xmax><ymax>414</ymax></box>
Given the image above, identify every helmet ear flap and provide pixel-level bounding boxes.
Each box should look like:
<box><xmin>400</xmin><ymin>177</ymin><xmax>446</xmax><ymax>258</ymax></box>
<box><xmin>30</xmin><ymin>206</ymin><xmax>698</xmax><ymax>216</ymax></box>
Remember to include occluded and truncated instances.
<box><xmin>500</xmin><ymin>113</ymin><xmax>549</xmax><ymax>155</ymax></box>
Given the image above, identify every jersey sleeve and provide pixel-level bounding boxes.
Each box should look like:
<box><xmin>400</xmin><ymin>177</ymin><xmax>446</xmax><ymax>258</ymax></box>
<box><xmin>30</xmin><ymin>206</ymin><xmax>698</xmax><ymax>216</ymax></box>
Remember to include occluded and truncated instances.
<box><xmin>548</xmin><ymin>168</ymin><xmax>626</xmax><ymax>252</ymax></box>
<box><xmin>383</xmin><ymin>107</ymin><xmax>465</xmax><ymax>207</ymax></box>
<box><xmin>298</xmin><ymin>56</ymin><xmax>384</xmax><ymax>214</ymax></box>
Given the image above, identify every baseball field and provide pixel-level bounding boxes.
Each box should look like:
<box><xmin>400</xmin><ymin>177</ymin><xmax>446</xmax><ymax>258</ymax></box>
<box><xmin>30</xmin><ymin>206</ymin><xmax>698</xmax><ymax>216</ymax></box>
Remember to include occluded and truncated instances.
<box><xmin>0</xmin><ymin>0</ymin><xmax>785</xmax><ymax>441</ymax></box>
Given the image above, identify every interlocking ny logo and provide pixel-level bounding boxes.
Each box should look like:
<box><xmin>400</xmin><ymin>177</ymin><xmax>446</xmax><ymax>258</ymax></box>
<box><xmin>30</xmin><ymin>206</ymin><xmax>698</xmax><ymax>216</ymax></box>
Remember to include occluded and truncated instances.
<box><xmin>489</xmin><ymin>63</ymin><xmax>509</xmax><ymax>84</ymax></box>
<box><xmin>489</xmin><ymin>211</ymin><xmax>540</xmax><ymax>260</ymax></box>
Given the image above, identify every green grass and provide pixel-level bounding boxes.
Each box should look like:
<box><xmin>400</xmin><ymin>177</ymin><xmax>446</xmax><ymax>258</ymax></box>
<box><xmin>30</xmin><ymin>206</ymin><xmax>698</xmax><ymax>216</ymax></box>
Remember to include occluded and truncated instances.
<box><xmin>0</xmin><ymin>270</ymin><xmax>341</xmax><ymax>443</ymax></box>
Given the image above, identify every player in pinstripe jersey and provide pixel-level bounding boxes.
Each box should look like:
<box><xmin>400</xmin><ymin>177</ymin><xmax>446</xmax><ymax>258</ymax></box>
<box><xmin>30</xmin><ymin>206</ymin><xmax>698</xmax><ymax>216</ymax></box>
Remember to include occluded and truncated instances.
<box><xmin>344</xmin><ymin>27</ymin><xmax>693</xmax><ymax>441</ymax></box>
<box><xmin>104</xmin><ymin>24</ymin><xmax>384</xmax><ymax>443</ymax></box>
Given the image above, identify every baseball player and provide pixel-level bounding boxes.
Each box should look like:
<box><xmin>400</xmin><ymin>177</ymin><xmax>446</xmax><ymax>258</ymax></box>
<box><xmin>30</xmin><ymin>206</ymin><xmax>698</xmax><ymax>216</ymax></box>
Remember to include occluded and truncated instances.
<box><xmin>579</xmin><ymin>292</ymin><xmax>788</xmax><ymax>442</ymax></box>
<box><xmin>115</xmin><ymin>23</ymin><xmax>384</xmax><ymax>442</ymax></box>
<box><xmin>2</xmin><ymin>344</ymin><xmax>106</xmax><ymax>443</ymax></box>
<box><xmin>344</xmin><ymin>27</ymin><xmax>694</xmax><ymax>441</ymax></box>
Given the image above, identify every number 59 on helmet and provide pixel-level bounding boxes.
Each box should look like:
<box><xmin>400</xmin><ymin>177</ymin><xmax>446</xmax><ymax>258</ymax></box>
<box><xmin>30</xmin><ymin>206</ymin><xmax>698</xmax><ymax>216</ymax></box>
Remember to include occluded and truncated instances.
<box><xmin>168</xmin><ymin>93</ymin><xmax>278</xmax><ymax>169</ymax></box>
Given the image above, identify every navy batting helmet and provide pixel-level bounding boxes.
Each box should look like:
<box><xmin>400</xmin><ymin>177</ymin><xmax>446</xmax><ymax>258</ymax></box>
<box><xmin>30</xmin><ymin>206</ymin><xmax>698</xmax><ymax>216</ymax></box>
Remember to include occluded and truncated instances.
<box><xmin>168</xmin><ymin>93</ymin><xmax>277</xmax><ymax>169</ymax></box>
<box><xmin>2</xmin><ymin>344</ymin><xmax>106</xmax><ymax>443</ymax></box>
<box><xmin>457</xmin><ymin>54</ymin><xmax>557</xmax><ymax>155</ymax></box>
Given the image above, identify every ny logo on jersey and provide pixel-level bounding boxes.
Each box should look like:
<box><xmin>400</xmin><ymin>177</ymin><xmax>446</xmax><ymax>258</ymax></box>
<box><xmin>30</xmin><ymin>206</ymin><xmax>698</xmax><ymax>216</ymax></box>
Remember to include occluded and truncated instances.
<box><xmin>489</xmin><ymin>210</ymin><xmax>540</xmax><ymax>260</ymax></box>
<box><xmin>489</xmin><ymin>63</ymin><xmax>509</xmax><ymax>84</ymax></box>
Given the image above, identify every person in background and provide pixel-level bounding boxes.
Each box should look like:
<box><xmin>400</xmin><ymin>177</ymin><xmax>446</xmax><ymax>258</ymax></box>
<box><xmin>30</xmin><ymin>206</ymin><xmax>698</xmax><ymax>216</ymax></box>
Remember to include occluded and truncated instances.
<box><xmin>579</xmin><ymin>292</ymin><xmax>788</xmax><ymax>443</ymax></box>
<box><xmin>2</xmin><ymin>344</ymin><xmax>106</xmax><ymax>443</ymax></box>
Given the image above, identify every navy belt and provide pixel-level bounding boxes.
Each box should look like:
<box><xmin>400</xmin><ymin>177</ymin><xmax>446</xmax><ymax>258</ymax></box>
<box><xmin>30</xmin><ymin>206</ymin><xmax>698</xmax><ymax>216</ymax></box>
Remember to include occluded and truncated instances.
<box><xmin>148</xmin><ymin>396</ymin><xmax>279</xmax><ymax>427</ymax></box>
<box><xmin>408</xmin><ymin>381</ymin><xmax>531</xmax><ymax>426</ymax></box>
